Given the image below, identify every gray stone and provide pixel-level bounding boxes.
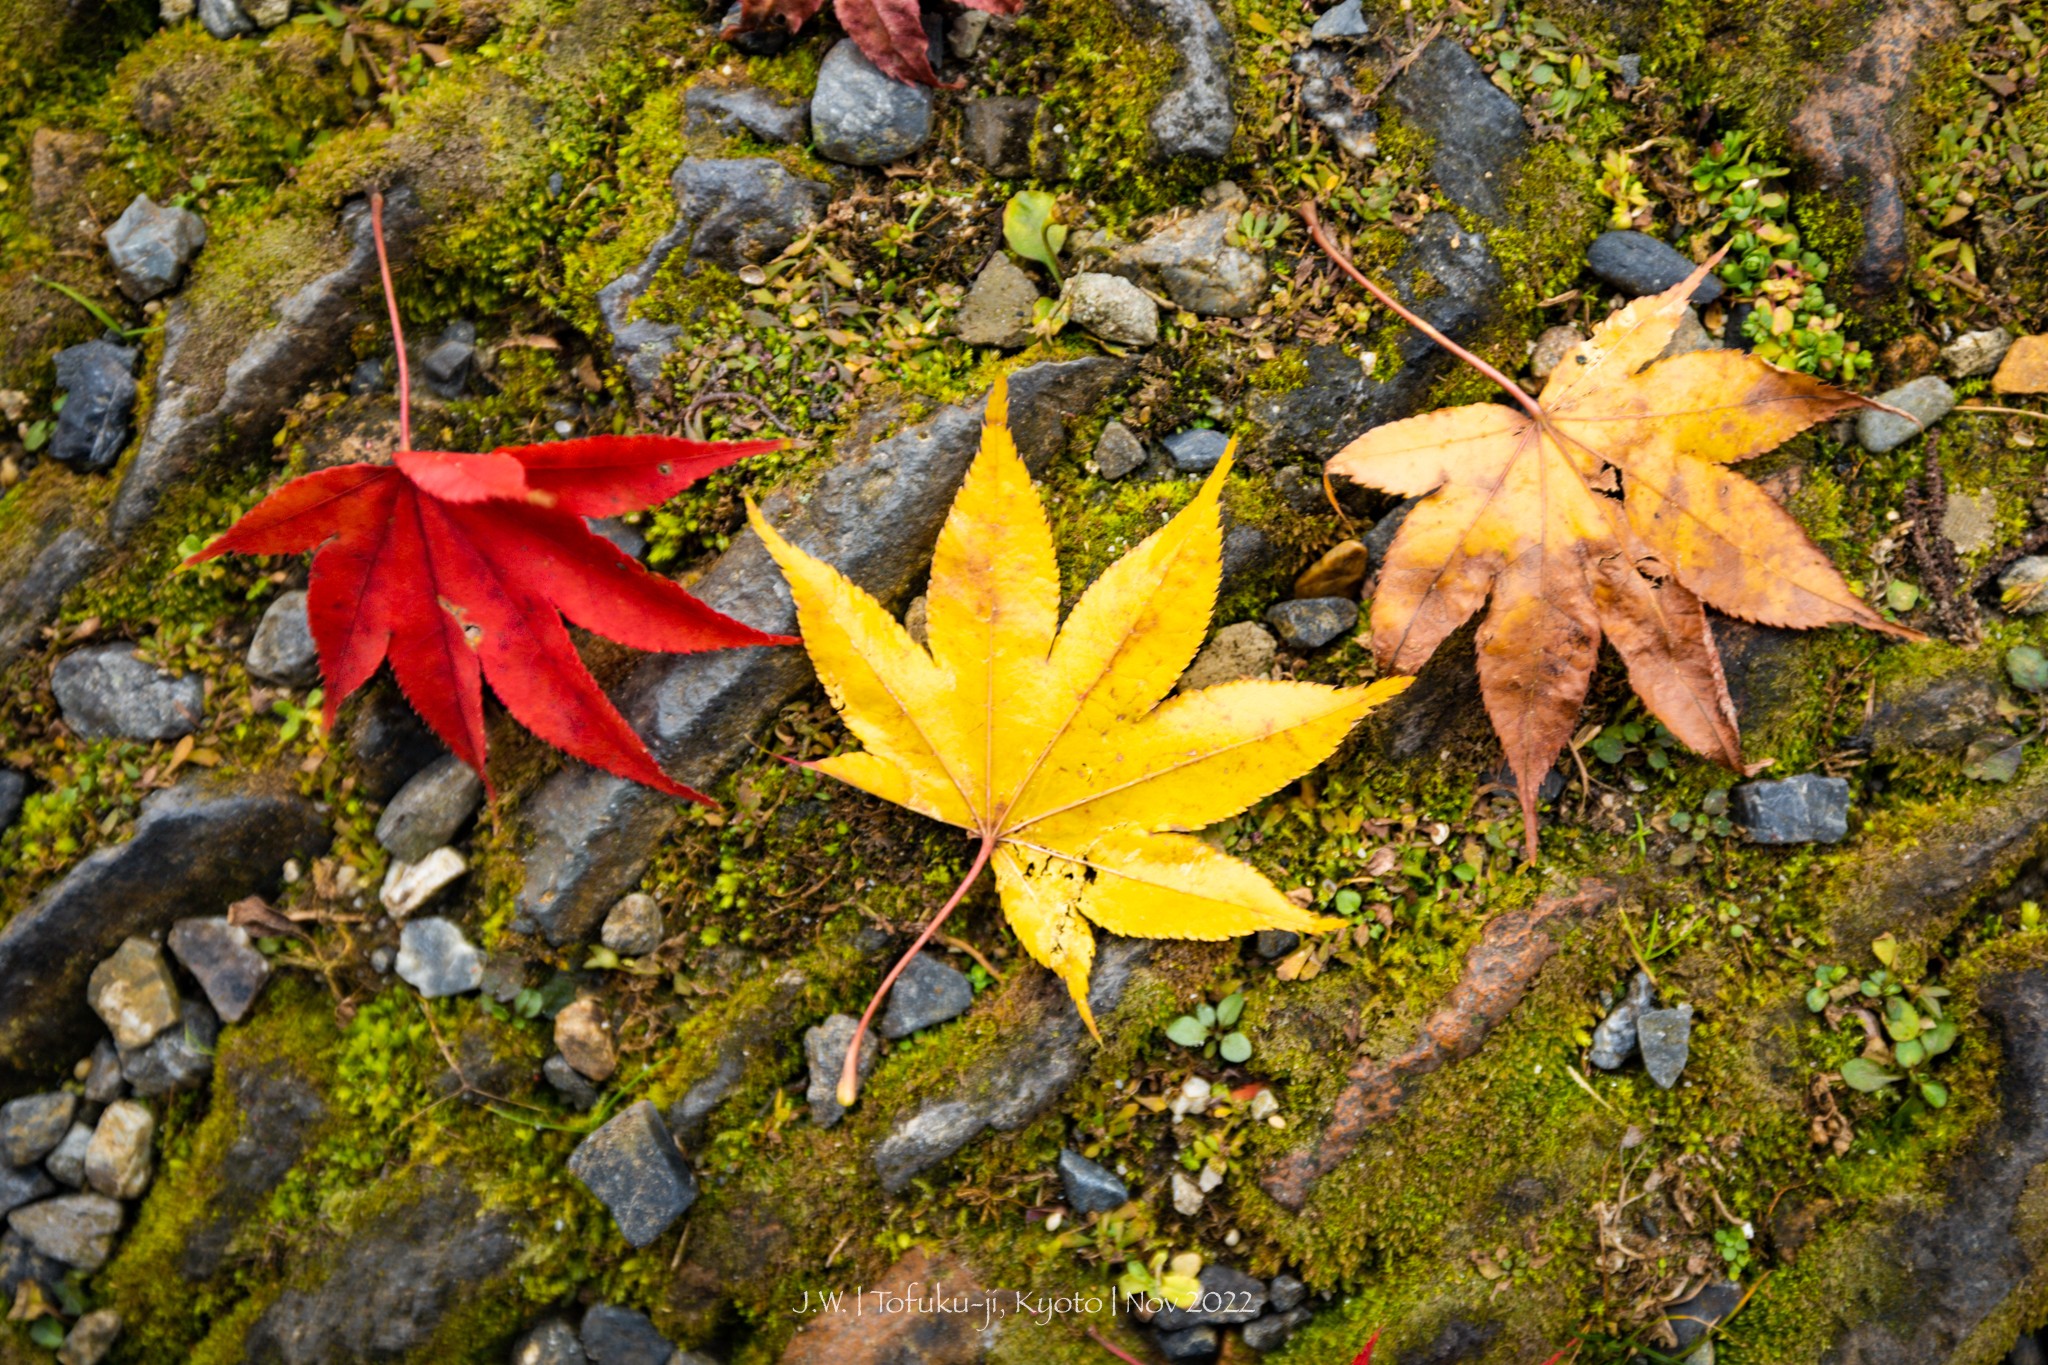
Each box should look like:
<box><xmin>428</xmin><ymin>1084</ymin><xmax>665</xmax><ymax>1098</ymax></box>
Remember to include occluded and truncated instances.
<box><xmin>2001</xmin><ymin>557</ymin><xmax>2048</xmax><ymax>616</ymax></box>
<box><xmin>244</xmin><ymin>0</ymin><xmax>292</xmax><ymax>24</ymax></box>
<box><xmin>344</xmin><ymin>687</ymin><xmax>442</xmax><ymax>802</ymax></box>
<box><xmin>348</xmin><ymin>357</ymin><xmax>388</xmax><ymax>395</ymax></box>
<box><xmin>1309</xmin><ymin>0</ymin><xmax>1368</xmax><ymax>39</ymax></box>
<box><xmin>600</xmin><ymin>892</ymin><xmax>665</xmax><ymax>956</ymax></box>
<box><xmin>1266</xmin><ymin>597</ymin><xmax>1358</xmax><ymax>650</ymax></box>
<box><xmin>1163</xmin><ymin>427</ymin><xmax>1229</xmax><ymax>471</ymax></box>
<box><xmin>1112</xmin><ymin>204</ymin><xmax>1267</xmax><ymax>317</ymax></box>
<box><xmin>963</xmin><ymin>96</ymin><xmax>1045</xmax><ymax>179</ymax></box>
<box><xmin>5</xmin><ymin>1193</ymin><xmax>123</xmax><ymax>1270</ymax></box>
<box><xmin>58</xmin><ymin>1310</ymin><xmax>123</xmax><ymax>1365</ymax></box>
<box><xmin>1156</xmin><ymin>1325</ymin><xmax>1221</xmax><ymax>1360</ymax></box>
<box><xmin>1589</xmin><ymin>971</ymin><xmax>1655</xmax><ymax>1070</ymax></box>
<box><xmin>879</xmin><ymin>953</ymin><xmax>975</xmax><ymax>1037</ymax></box>
<box><xmin>111</xmin><ymin>190</ymin><xmax>423</xmax><ymax>540</ymax></box>
<box><xmin>1181</xmin><ymin>621</ymin><xmax>1277</xmax><ymax>690</ymax></box>
<box><xmin>1944</xmin><ymin>327</ymin><xmax>2013</xmax><ymax>379</ymax></box>
<box><xmin>245</xmin><ymin>589</ymin><xmax>319</xmax><ymax>687</ymax></box>
<box><xmin>1871</xmin><ymin>668</ymin><xmax>2004</xmax><ymax>760</ymax></box>
<box><xmin>119</xmin><ymin>996</ymin><xmax>218</xmax><ymax>1095</ymax></box>
<box><xmin>49</xmin><ymin>339</ymin><xmax>139</xmax><ymax>474</ymax></box>
<box><xmin>242</xmin><ymin>1177</ymin><xmax>519</xmax><ymax>1362</ymax></box>
<box><xmin>1659</xmin><ymin>307</ymin><xmax>1720</xmax><ymax>360</ymax></box>
<box><xmin>83</xmin><ymin>1040</ymin><xmax>124</xmax><ymax>1104</ymax></box>
<box><xmin>954</xmin><ymin>254</ymin><xmax>1041</xmax><ymax>350</ymax></box>
<box><xmin>513</xmin><ymin>360</ymin><xmax>1131</xmax><ymax>944</ymax></box>
<box><xmin>1732</xmin><ymin>773</ymin><xmax>1851</xmax><ymax>844</ymax></box>
<box><xmin>45</xmin><ymin>1122</ymin><xmax>92</xmax><ymax>1186</ymax></box>
<box><xmin>1094</xmin><ymin>421</ymin><xmax>1148</xmax><ymax>479</ymax></box>
<box><xmin>84</xmin><ymin>1099</ymin><xmax>154</xmax><ymax>1199</ymax></box>
<box><xmin>580</xmin><ymin>1304</ymin><xmax>675</xmax><ymax>1365</ymax></box>
<box><xmin>874</xmin><ymin>940</ymin><xmax>1149</xmax><ymax>1191</ymax></box>
<box><xmin>0</xmin><ymin>769</ymin><xmax>25</xmax><ymax>838</ymax></box>
<box><xmin>1153</xmin><ymin>1264</ymin><xmax>1268</xmax><ymax>1329</ymax></box>
<box><xmin>1944</xmin><ymin>488</ymin><xmax>1999</xmax><ymax>555</ymax></box>
<box><xmin>0</xmin><ymin>1163</ymin><xmax>55</xmax><ymax>1218</ymax></box>
<box><xmin>1250</xmin><ymin>214</ymin><xmax>1500</xmax><ymax>462</ymax></box>
<box><xmin>104</xmin><ymin>194</ymin><xmax>207</xmax><ymax>301</ymax></box>
<box><xmin>1254</xmin><ymin>928</ymin><xmax>1299</xmax><ymax>960</ymax></box>
<box><xmin>196</xmin><ymin>0</ymin><xmax>253</xmax><ymax>37</ymax></box>
<box><xmin>1066</xmin><ymin>272</ymin><xmax>1159</xmax><ymax>346</ymax></box>
<box><xmin>1266</xmin><ymin>1273</ymin><xmax>1306</xmax><ymax>1312</ymax></box>
<box><xmin>88</xmin><ymin>937</ymin><xmax>183</xmax><ymax>1050</ymax></box>
<box><xmin>0</xmin><ymin>1092</ymin><xmax>77</xmax><ymax>1167</ymax></box>
<box><xmin>0</xmin><ymin>773</ymin><xmax>323</xmax><ymax>1072</ymax></box>
<box><xmin>1057</xmin><ymin>1148</ymin><xmax>1129</xmax><ymax>1213</ymax></box>
<box><xmin>684</xmin><ymin>80</ymin><xmax>809</xmax><ymax>144</ymax></box>
<box><xmin>1617</xmin><ymin>53</ymin><xmax>1643</xmax><ymax>85</ymax></box>
<box><xmin>597</xmin><ymin>160</ymin><xmax>829</xmax><ymax>393</ymax></box>
<box><xmin>1388</xmin><ymin>40</ymin><xmax>1525</xmax><ymax>219</ymax></box>
<box><xmin>1858</xmin><ymin>375</ymin><xmax>1957</xmax><ymax>453</ymax></box>
<box><xmin>1293</xmin><ymin>47</ymin><xmax>1377</xmax><ymax>160</ymax></box>
<box><xmin>377</xmin><ymin>753</ymin><xmax>486</xmax><ymax>864</ymax></box>
<box><xmin>512</xmin><ymin>1318</ymin><xmax>586</xmax><ymax>1365</ymax></box>
<box><xmin>812</xmin><ymin>40</ymin><xmax>933</xmax><ymax>166</ymax></box>
<box><xmin>53</xmin><ymin>644</ymin><xmax>203</xmax><ymax>741</ymax></box>
<box><xmin>587</xmin><ymin>517</ymin><xmax>647</xmax><ymax>560</ymax></box>
<box><xmin>1242</xmin><ymin>1307</ymin><xmax>1312</xmax><ymax>1351</ymax></box>
<box><xmin>544</xmin><ymin>1054</ymin><xmax>601</xmax><ymax>1111</ymax></box>
<box><xmin>396</xmin><ymin>918</ymin><xmax>483</xmax><ymax>998</ymax></box>
<box><xmin>1586</xmin><ymin>230</ymin><xmax>1723</xmax><ymax>304</ymax></box>
<box><xmin>1666</xmin><ymin>1280</ymin><xmax>1742</xmax><ymax>1352</ymax></box>
<box><xmin>419</xmin><ymin>321</ymin><xmax>476</xmax><ymax>400</ymax></box>
<box><xmin>1637</xmin><ymin>1004</ymin><xmax>1693</xmax><ymax>1089</ymax></box>
<box><xmin>168</xmin><ymin>916</ymin><xmax>271</xmax><ymax>1023</ymax></box>
<box><xmin>804</xmin><ymin>1013</ymin><xmax>880</xmax><ymax>1128</ymax></box>
<box><xmin>949</xmin><ymin>7</ymin><xmax>989</xmax><ymax>56</ymax></box>
<box><xmin>1141</xmin><ymin>0</ymin><xmax>1235</xmax><ymax>158</ymax></box>
<box><xmin>567</xmin><ymin>1100</ymin><xmax>698</xmax><ymax>1247</ymax></box>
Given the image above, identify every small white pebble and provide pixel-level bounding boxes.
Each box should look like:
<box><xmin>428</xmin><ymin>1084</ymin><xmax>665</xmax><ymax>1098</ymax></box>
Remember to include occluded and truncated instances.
<box><xmin>282</xmin><ymin>859</ymin><xmax>301</xmax><ymax>884</ymax></box>
<box><xmin>1268</xmin><ymin>1115</ymin><xmax>1286</xmax><ymax>1129</ymax></box>
<box><xmin>1224</xmin><ymin>1229</ymin><xmax>1240</xmax><ymax>1247</ymax></box>
<box><xmin>1046</xmin><ymin>1212</ymin><xmax>1064</xmax><ymax>1232</ymax></box>
<box><xmin>554</xmin><ymin>420</ymin><xmax>573</xmax><ymax>436</ymax></box>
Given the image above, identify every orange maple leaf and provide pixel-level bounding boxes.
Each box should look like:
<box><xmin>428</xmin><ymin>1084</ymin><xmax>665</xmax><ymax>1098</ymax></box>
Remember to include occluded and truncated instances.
<box><xmin>1306</xmin><ymin>205</ymin><xmax>1920</xmax><ymax>856</ymax></box>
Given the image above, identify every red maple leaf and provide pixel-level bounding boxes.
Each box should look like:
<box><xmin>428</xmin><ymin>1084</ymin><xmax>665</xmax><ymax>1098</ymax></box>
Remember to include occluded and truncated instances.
<box><xmin>724</xmin><ymin>0</ymin><xmax>1022</xmax><ymax>87</ymax></box>
<box><xmin>189</xmin><ymin>194</ymin><xmax>793</xmax><ymax>802</ymax></box>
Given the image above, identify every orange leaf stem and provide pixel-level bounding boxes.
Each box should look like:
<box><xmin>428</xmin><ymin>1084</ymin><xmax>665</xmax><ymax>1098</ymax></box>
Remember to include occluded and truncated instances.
<box><xmin>1086</xmin><ymin>1327</ymin><xmax>1150</xmax><ymax>1365</ymax></box>
<box><xmin>371</xmin><ymin>191</ymin><xmax>411</xmax><ymax>453</ymax></box>
<box><xmin>838</xmin><ymin>835</ymin><xmax>997</xmax><ymax>1107</ymax></box>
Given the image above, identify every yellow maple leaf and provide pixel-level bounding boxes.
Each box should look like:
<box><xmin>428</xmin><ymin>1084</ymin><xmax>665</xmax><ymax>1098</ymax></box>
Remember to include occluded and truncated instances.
<box><xmin>749</xmin><ymin>377</ymin><xmax>1409</xmax><ymax>1103</ymax></box>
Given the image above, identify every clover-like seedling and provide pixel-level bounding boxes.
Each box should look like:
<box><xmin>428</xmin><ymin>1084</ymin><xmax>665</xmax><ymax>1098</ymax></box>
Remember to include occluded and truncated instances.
<box><xmin>1167</xmin><ymin>991</ymin><xmax>1251</xmax><ymax>1064</ymax></box>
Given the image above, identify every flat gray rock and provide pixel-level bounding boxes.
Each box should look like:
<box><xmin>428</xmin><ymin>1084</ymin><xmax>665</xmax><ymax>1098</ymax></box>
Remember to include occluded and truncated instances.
<box><xmin>1732</xmin><ymin>773</ymin><xmax>1850</xmax><ymax>844</ymax></box>
<box><xmin>376</xmin><ymin>754</ymin><xmax>485</xmax><ymax>864</ymax></box>
<box><xmin>1309</xmin><ymin>0</ymin><xmax>1368</xmax><ymax>38</ymax></box>
<box><xmin>104</xmin><ymin>194</ymin><xmax>207</xmax><ymax>302</ymax></box>
<box><xmin>878</xmin><ymin>953</ymin><xmax>975</xmax><ymax>1039</ymax></box>
<box><xmin>812</xmin><ymin>39</ymin><xmax>933</xmax><ymax>166</ymax></box>
<box><xmin>49</xmin><ymin>340</ymin><xmax>139</xmax><ymax>474</ymax></box>
<box><xmin>53</xmin><ymin>644</ymin><xmax>203</xmax><ymax>741</ymax></box>
<box><xmin>245</xmin><ymin>590</ymin><xmax>318</xmax><ymax>687</ymax></box>
<box><xmin>1141</xmin><ymin>0</ymin><xmax>1236</xmax><ymax>158</ymax></box>
<box><xmin>1094</xmin><ymin>421</ymin><xmax>1149</xmax><ymax>479</ymax></box>
<box><xmin>0</xmin><ymin>1093</ymin><xmax>77</xmax><ymax>1168</ymax></box>
<box><xmin>1067</xmin><ymin>273</ymin><xmax>1159</xmax><ymax>346</ymax></box>
<box><xmin>1388</xmin><ymin>40</ymin><xmax>1525</xmax><ymax>220</ymax></box>
<box><xmin>684</xmin><ymin>80</ymin><xmax>808</xmax><ymax>144</ymax></box>
<box><xmin>804</xmin><ymin>1013</ymin><xmax>879</xmax><ymax>1128</ymax></box>
<box><xmin>1164</xmin><ymin>427</ymin><xmax>1229</xmax><ymax>472</ymax></box>
<box><xmin>1858</xmin><ymin>374</ymin><xmax>1956</xmax><ymax>453</ymax></box>
<box><xmin>119</xmin><ymin>996</ymin><xmax>218</xmax><ymax>1095</ymax></box>
<box><xmin>44</xmin><ymin>1123</ymin><xmax>92</xmax><ymax>1187</ymax></box>
<box><xmin>168</xmin><ymin>916</ymin><xmax>271</xmax><ymax>1023</ymax></box>
<box><xmin>6</xmin><ymin>1193</ymin><xmax>123</xmax><ymax>1270</ymax></box>
<box><xmin>580</xmin><ymin>1304</ymin><xmax>675</xmax><ymax>1365</ymax></box>
<box><xmin>954</xmin><ymin>253</ymin><xmax>1041</xmax><ymax>350</ymax></box>
<box><xmin>1943</xmin><ymin>327</ymin><xmax>2012</xmax><ymax>379</ymax></box>
<box><xmin>567</xmin><ymin>1101</ymin><xmax>697</xmax><ymax>1247</ymax></box>
<box><xmin>1637</xmin><ymin>1004</ymin><xmax>1694</xmax><ymax>1089</ymax></box>
<box><xmin>1058</xmin><ymin>1148</ymin><xmax>1130</xmax><ymax>1213</ymax></box>
<box><xmin>0</xmin><ymin>1164</ymin><xmax>55</xmax><ymax>1219</ymax></box>
<box><xmin>1586</xmin><ymin>229</ymin><xmax>1724</xmax><ymax>304</ymax></box>
<box><xmin>1112</xmin><ymin>204</ymin><xmax>1268</xmax><ymax>317</ymax></box>
<box><xmin>87</xmin><ymin>937</ymin><xmax>183</xmax><ymax>1050</ymax></box>
<box><xmin>395</xmin><ymin>918</ymin><xmax>483</xmax><ymax>999</ymax></box>
<box><xmin>1589</xmin><ymin>971</ymin><xmax>1655</xmax><ymax>1070</ymax></box>
<box><xmin>1266</xmin><ymin>597</ymin><xmax>1358</xmax><ymax>650</ymax></box>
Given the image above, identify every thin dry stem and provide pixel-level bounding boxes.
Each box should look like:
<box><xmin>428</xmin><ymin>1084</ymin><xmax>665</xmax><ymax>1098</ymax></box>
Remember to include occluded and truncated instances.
<box><xmin>371</xmin><ymin>191</ymin><xmax>411</xmax><ymax>452</ymax></box>
<box><xmin>837</xmin><ymin>836</ymin><xmax>996</xmax><ymax>1106</ymax></box>
<box><xmin>1086</xmin><ymin>1327</ymin><xmax>1150</xmax><ymax>1365</ymax></box>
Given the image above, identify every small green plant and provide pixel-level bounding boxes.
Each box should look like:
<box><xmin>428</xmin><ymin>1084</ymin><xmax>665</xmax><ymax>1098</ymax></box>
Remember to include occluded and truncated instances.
<box><xmin>1597</xmin><ymin>150</ymin><xmax>1653</xmax><ymax>230</ymax></box>
<box><xmin>1809</xmin><ymin>933</ymin><xmax>1957</xmax><ymax>1109</ymax></box>
<box><xmin>1003</xmin><ymin>190</ymin><xmax>1066</xmax><ymax>285</ymax></box>
<box><xmin>1226</xmin><ymin>209</ymin><xmax>1289</xmax><ymax>252</ymax></box>
<box><xmin>1166</xmin><ymin>990</ymin><xmax>1251</xmax><ymax>1064</ymax></box>
<box><xmin>1713</xmin><ymin>1225</ymin><xmax>1753</xmax><ymax>1280</ymax></box>
<box><xmin>1114</xmin><ymin>1249</ymin><xmax>1202</xmax><ymax>1309</ymax></box>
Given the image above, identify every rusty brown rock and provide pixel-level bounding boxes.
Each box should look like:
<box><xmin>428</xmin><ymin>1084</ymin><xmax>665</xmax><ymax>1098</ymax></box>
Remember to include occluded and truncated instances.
<box><xmin>1993</xmin><ymin>335</ymin><xmax>2048</xmax><ymax>395</ymax></box>
<box><xmin>1293</xmin><ymin>540</ymin><xmax>1369</xmax><ymax>601</ymax></box>
<box><xmin>1787</xmin><ymin>0</ymin><xmax>1958</xmax><ymax>296</ymax></box>
<box><xmin>779</xmin><ymin>1248</ymin><xmax>994</xmax><ymax>1364</ymax></box>
<box><xmin>1261</xmin><ymin>879</ymin><xmax>1617</xmax><ymax>1211</ymax></box>
<box><xmin>553</xmin><ymin>998</ymin><xmax>618</xmax><ymax>1083</ymax></box>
